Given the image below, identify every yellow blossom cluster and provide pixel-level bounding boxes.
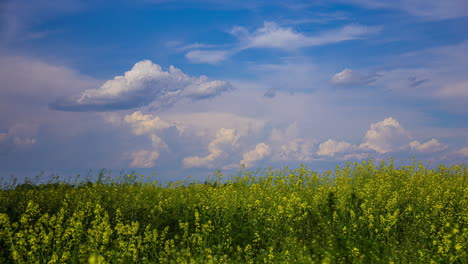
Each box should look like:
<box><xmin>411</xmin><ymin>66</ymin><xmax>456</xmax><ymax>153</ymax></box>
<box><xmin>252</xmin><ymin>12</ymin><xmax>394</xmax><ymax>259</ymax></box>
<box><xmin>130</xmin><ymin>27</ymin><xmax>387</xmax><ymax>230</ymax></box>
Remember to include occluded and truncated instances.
<box><xmin>0</xmin><ymin>159</ymin><xmax>466</xmax><ymax>263</ymax></box>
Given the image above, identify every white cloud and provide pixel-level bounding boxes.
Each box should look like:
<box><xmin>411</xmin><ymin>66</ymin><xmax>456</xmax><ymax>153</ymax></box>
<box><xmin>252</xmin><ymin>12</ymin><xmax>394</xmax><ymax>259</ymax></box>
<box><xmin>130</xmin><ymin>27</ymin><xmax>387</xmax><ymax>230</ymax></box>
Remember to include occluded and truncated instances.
<box><xmin>183</xmin><ymin>128</ymin><xmax>240</xmax><ymax>168</ymax></box>
<box><xmin>185</xmin><ymin>50</ymin><xmax>231</xmax><ymax>64</ymax></box>
<box><xmin>103</xmin><ymin>111</ymin><xmax>182</xmax><ymax>164</ymax></box>
<box><xmin>50</xmin><ymin>60</ymin><xmax>233</xmax><ymax>111</ymax></box>
<box><xmin>168</xmin><ymin>41</ymin><xmax>220</xmax><ymax>52</ymax></box>
<box><xmin>276</xmin><ymin>138</ymin><xmax>315</xmax><ymax>162</ymax></box>
<box><xmin>269</xmin><ymin>123</ymin><xmax>315</xmax><ymax>162</ymax></box>
<box><xmin>331</xmin><ymin>68</ymin><xmax>377</xmax><ymax>86</ymax></box>
<box><xmin>360</xmin><ymin>117</ymin><xmax>410</xmax><ymax>153</ymax></box>
<box><xmin>129</xmin><ymin>150</ymin><xmax>160</xmax><ymax>168</ymax></box>
<box><xmin>241</xmin><ymin>143</ymin><xmax>271</xmax><ymax>167</ymax></box>
<box><xmin>241</xmin><ymin>22</ymin><xmax>381</xmax><ymax>50</ymax></box>
<box><xmin>183</xmin><ymin>22</ymin><xmax>380</xmax><ymax>63</ymax></box>
<box><xmin>317</xmin><ymin>139</ymin><xmax>356</xmax><ymax>156</ymax></box>
<box><xmin>409</xmin><ymin>138</ymin><xmax>447</xmax><ymax>153</ymax></box>
<box><xmin>104</xmin><ymin>110</ymin><xmax>267</xmax><ymax>169</ymax></box>
<box><xmin>124</xmin><ymin>111</ymin><xmax>179</xmax><ymax>136</ymax></box>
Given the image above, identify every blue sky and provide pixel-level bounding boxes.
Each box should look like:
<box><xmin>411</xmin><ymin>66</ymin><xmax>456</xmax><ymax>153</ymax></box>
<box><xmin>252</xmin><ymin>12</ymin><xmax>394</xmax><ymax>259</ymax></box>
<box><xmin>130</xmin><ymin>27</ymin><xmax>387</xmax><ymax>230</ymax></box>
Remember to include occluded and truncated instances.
<box><xmin>1</xmin><ymin>0</ymin><xmax>467</xmax><ymax>182</ymax></box>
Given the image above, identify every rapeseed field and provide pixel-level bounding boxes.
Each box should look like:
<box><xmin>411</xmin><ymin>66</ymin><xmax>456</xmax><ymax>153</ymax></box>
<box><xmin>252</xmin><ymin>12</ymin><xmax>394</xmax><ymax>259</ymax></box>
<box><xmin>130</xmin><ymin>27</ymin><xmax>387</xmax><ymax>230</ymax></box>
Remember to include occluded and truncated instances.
<box><xmin>0</xmin><ymin>159</ymin><xmax>466</xmax><ymax>263</ymax></box>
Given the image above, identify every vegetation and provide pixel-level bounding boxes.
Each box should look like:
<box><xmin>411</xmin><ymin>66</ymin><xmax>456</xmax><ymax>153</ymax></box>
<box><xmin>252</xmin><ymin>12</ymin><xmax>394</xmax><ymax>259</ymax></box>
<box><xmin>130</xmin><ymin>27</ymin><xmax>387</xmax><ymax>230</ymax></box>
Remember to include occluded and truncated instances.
<box><xmin>0</xmin><ymin>159</ymin><xmax>467</xmax><ymax>263</ymax></box>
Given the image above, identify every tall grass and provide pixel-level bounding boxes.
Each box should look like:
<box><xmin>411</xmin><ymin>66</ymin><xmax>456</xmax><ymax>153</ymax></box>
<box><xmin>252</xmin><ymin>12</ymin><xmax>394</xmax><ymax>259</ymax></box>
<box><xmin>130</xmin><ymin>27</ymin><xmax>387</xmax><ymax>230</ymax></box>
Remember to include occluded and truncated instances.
<box><xmin>0</xmin><ymin>159</ymin><xmax>467</xmax><ymax>263</ymax></box>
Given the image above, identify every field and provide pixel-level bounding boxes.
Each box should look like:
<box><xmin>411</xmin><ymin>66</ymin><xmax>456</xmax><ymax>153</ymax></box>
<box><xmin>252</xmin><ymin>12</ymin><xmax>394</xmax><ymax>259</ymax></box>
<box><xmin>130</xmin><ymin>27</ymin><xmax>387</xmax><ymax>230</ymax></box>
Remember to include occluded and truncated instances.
<box><xmin>0</xmin><ymin>159</ymin><xmax>467</xmax><ymax>263</ymax></box>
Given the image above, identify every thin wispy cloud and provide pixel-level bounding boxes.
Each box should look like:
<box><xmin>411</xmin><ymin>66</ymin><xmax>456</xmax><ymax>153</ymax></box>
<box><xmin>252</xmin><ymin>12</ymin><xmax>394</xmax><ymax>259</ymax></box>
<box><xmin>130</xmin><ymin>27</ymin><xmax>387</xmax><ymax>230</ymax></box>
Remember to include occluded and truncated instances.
<box><xmin>184</xmin><ymin>21</ymin><xmax>381</xmax><ymax>64</ymax></box>
<box><xmin>331</xmin><ymin>68</ymin><xmax>379</xmax><ymax>86</ymax></box>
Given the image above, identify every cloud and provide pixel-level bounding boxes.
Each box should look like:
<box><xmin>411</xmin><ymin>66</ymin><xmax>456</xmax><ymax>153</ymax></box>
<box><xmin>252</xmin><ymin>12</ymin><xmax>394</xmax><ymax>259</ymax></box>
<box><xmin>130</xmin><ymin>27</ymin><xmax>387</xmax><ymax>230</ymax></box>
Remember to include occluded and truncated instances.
<box><xmin>269</xmin><ymin>123</ymin><xmax>316</xmax><ymax>161</ymax></box>
<box><xmin>360</xmin><ymin>117</ymin><xmax>410</xmax><ymax>153</ymax></box>
<box><xmin>263</xmin><ymin>88</ymin><xmax>277</xmax><ymax>98</ymax></box>
<box><xmin>102</xmin><ymin>111</ymin><xmax>184</xmax><ymax>168</ymax></box>
<box><xmin>409</xmin><ymin>138</ymin><xmax>448</xmax><ymax>153</ymax></box>
<box><xmin>342</xmin><ymin>153</ymin><xmax>370</xmax><ymax>160</ymax></box>
<box><xmin>317</xmin><ymin>139</ymin><xmax>356</xmax><ymax>156</ymax></box>
<box><xmin>0</xmin><ymin>54</ymin><xmax>99</xmax><ymax>98</ymax></box>
<box><xmin>129</xmin><ymin>150</ymin><xmax>160</xmax><ymax>168</ymax></box>
<box><xmin>340</xmin><ymin>0</ymin><xmax>468</xmax><ymax>20</ymax></box>
<box><xmin>13</xmin><ymin>137</ymin><xmax>37</xmax><ymax>146</ymax></box>
<box><xmin>123</xmin><ymin>111</ymin><xmax>180</xmax><ymax>136</ymax></box>
<box><xmin>240</xmin><ymin>143</ymin><xmax>271</xmax><ymax>167</ymax></box>
<box><xmin>1</xmin><ymin>123</ymin><xmax>38</xmax><ymax>147</ymax></box>
<box><xmin>437</xmin><ymin>81</ymin><xmax>468</xmax><ymax>98</ymax></box>
<box><xmin>185</xmin><ymin>50</ymin><xmax>231</xmax><ymax>64</ymax></box>
<box><xmin>242</xmin><ymin>22</ymin><xmax>381</xmax><ymax>50</ymax></box>
<box><xmin>50</xmin><ymin>60</ymin><xmax>233</xmax><ymax>111</ymax></box>
<box><xmin>104</xmin><ymin>110</ymin><xmax>267</xmax><ymax>169</ymax></box>
<box><xmin>162</xmin><ymin>112</ymin><xmax>266</xmax><ymax>138</ymax></box>
<box><xmin>122</xmin><ymin>111</ymin><xmax>184</xmax><ymax>150</ymax></box>
<box><xmin>0</xmin><ymin>123</ymin><xmax>38</xmax><ymax>155</ymax></box>
<box><xmin>457</xmin><ymin>147</ymin><xmax>468</xmax><ymax>156</ymax></box>
<box><xmin>276</xmin><ymin>138</ymin><xmax>315</xmax><ymax>162</ymax></box>
<box><xmin>0</xmin><ymin>0</ymin><xmax>85</xmax><ymax>44</ymax></box>
<box><xmin>250</xmin><ymin>60</ymin><xmax>326</xmax><ymax>93</ymax></box>
<box><xmin>183</xmin><ymin>22</ymin><xmax>380</xmax><ymax>63</ymax></box>
<box><xmin>331</xmin><ymin>68</ymin><xmax>378</xmax><ymax>86</ymax></box>
<box><xmin>183</xmin><ymin>128</ymin><xmax>240</xmax><ymax>168</ymax></box>
<box><xmin>0</xmin><ymin>133</ymin><xmax>7</xmax><ymax>142</ymax></box>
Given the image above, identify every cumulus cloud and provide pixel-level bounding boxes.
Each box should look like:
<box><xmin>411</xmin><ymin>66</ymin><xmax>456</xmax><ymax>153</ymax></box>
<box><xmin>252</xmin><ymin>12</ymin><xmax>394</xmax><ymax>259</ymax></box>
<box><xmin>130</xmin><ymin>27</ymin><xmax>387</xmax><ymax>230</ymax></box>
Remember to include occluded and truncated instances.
<box><xmin>104</xmin><ymin>110</ymin><xmax>267</xmax><ymax>169</ymax></box>
<box><xmin>240</xmin><ymin>143</ymin><xmax>271</xmax><ymax>167</ymax></box>
<box><xmin>183</xmin><ymin>22</ymin><xmax>380</xmax><ymax>63</ymax></box>
<box><xmin>270</xmin><ymin>122</ymin><xmax>300</xmax><ymax>142</ymax></box>
<box><xmin>183</xmin><ymin>128</ymin><xmax>240</xmax><ymax>168</ymax></box>
<box><xmin>360</xmin><ymin>117</ymin><xmax>410</xmax><ymax>153</ymax></box>
<box><xmin>409</xmin><ymin>138</ymin><xmax>447</xmax><ymax>153</ymax></box>
<box><xmin>276</xmin><ymin>138</ymin><xmax>315</xmax><ymax>162</ymax></box>
<box><xmin>331</xmin><ymin>68</ymin><xmax>378</xmax><ymax>86</ymax></box>
<box><xmin>123</xmin><ymin>111</ymin><xmax>180</xmax><ymax>136</ymax></box>
<box><xmin>103</xmin><ymin>111</ymin><xmax>182</xmax><ymax>166</ymax></box>
<box><xmin>129</xmin><ymin>150</ymin><xmax>160</xmax><ymax>168</ymax></box>
<box><xmin>317</xmin><ymin>139</ymin><xmax>356</xmax><ymax>156</ymax></box>
<box><xmin>269</xmin><ymin>123</ymin><xmax>315</xmax><ymax>161</ymax></box>
<box><xmin>50</xmin><ymin>60</ymin><xmax>233</xmax><ymax>111</ymax></box>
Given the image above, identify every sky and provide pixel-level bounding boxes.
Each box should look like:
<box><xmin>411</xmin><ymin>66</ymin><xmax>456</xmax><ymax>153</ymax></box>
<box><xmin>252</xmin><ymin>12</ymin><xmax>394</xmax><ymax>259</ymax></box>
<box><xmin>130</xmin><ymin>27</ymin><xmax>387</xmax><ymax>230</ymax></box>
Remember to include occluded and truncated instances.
<box><xmin>0</xmin><ymin>0</ymin><xmax>467</xmax><ymax>182</ymax></box>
